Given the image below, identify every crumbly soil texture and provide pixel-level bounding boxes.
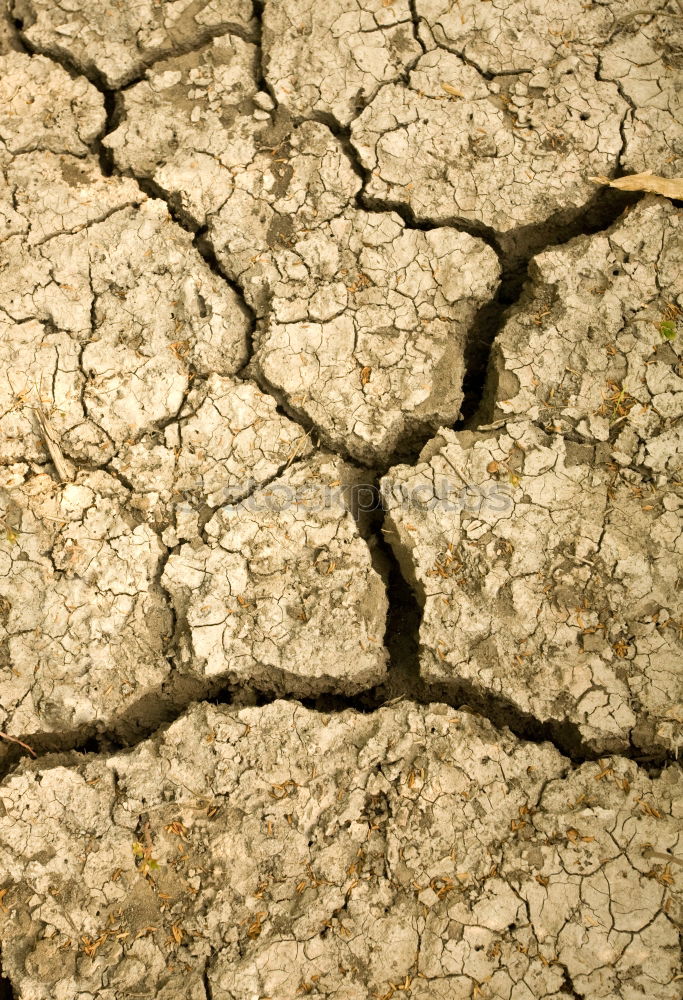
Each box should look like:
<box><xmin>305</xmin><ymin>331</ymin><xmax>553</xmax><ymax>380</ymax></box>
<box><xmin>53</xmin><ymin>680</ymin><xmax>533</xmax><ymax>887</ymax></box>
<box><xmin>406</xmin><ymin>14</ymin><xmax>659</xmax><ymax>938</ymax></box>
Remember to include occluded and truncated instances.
<box><xmin>0</xmin><ymin>1</ymin><xmax>682</xmax><ymax>998</ymax></box>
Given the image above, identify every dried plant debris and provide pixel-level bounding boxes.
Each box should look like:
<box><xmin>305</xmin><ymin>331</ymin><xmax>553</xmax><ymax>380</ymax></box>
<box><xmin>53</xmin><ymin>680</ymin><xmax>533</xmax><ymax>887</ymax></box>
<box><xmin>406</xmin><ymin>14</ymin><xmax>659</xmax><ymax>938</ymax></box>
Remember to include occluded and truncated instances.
<box><xmin>592</xmin><ymin>172</ymin><xmax>683</xmax><ymax>199</ymax></box>
<box><xmin>261</xmin><ymin>0</ymin><xmax>422</xmax><ymax>125</ymax></box>
<box><xmin>488</xmin><ymin>197</ymin><xmax>683</xmax><ymax>477</ymax></box>
<box><xmin>382</xmin><ymin>420</ymin><xmax>683</xmax><ymax>755</ymax></box>
<box><xmin>0</xmin><ymin>701</ymin><xmax>681</xmax><ymax>1000</ymax></box>
<box><xmin>349</xmin><ymin>0</ymin><xmax>681</xmax><ymax>244</ymax></box>
<box><xmin>162</xmin><ymin>453</ymin><xmax>388</xmax><ymax>696</ymax></box>
<box><xmin>12</xmin><ymin>0</ymin><xmax>255</xmax><ymax>88</ymax></box>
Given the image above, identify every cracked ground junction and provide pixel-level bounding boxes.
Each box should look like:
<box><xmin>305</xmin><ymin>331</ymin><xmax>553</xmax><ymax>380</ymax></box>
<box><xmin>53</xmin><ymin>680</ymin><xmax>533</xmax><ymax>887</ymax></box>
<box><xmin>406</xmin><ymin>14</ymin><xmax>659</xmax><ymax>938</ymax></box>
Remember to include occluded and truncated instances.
<box><xmin>0</xmin><ymin>0</ymin><xmax>682</xmax><ymax>997</ymax></box>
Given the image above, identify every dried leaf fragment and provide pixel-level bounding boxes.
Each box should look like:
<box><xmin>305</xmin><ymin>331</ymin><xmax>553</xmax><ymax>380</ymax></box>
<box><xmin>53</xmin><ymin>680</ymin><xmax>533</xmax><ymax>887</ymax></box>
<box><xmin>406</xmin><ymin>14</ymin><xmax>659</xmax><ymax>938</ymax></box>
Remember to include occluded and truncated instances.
<box><xmin>589</xmin><ymin>172</ymin><xmax>683</xmax><ymax>199</ymax></box>
<box><xmin>0</xmin><ymin>732</ymin><xmax>36</xmax><ymax>756</ymax></box>
<box><xmin>34</xmin><ymin>402</ymin><xmax>73</xmax><ymax>482</ymax></box>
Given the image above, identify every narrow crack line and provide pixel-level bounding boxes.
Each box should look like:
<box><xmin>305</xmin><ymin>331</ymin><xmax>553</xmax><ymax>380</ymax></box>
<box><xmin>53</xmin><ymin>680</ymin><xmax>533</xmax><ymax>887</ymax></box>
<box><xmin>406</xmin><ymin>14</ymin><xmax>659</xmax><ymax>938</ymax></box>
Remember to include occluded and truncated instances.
<box><xmin>192</xmin><ymin>227</ymin><xmax>257</xmax><ymax>350</ymax></box>
<box><xmin>11</xmin><ymin>21</ymin><xmax>104</xmax><ymax>85</ymax></box>
<box><xmin>12</xmin><ymin>9</ymin><xmax>258</xmax><ymax>92</ymax></box>
<box><xmin>251</xmin><ymin>0</ymin><xmax>276</xmax><ymax>106</ymax></box>
<box><xmin>348</xmin><ymin>38</ymin><xmax>427</xmax><ymax>121</ymax></box>
<box><xmin>407</xmin><ymin>0</ymin><xmax>427</xmax><ymax>55</ymax></box>
<box><xmin>556</xmin><ymin>961</ymin><xmax>584</xmax><ymax>1000</ymax></box>
<box><xmin>427</xmin><ymin>36</ymin><xmax>533</xmax><ymax>80</ymax></box>
<box><xmin>413</xmin><ymin>0</ymin><xmax>676</xmax><ymax>80</ymax></box>
<box><xmin>202</xmin><ymin>962</ymin><xmax>214</xmax><ymax>1000</ymax></box>
<box><xmin>30</xmin><ymin>198</ymin><xmax>146</xmax><ymax>246</ymax></box>
<box><xmin>244</xmin><ymin>362</ymin><xmax>370</xmax><ymax>465</ymax></box>
<box><xmin>596</xmin><ymin>54</ymin><xmax>636</xmax><ymax>178</ymax></box>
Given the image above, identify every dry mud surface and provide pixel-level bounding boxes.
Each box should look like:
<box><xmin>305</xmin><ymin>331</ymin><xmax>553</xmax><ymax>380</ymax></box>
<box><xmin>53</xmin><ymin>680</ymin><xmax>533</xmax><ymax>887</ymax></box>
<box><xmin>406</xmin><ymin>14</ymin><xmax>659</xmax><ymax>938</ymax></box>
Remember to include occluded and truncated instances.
<box><xmin>0</xmin><ymin>1</ymin><xmax>682</xmax><ymax>998</ymax></box>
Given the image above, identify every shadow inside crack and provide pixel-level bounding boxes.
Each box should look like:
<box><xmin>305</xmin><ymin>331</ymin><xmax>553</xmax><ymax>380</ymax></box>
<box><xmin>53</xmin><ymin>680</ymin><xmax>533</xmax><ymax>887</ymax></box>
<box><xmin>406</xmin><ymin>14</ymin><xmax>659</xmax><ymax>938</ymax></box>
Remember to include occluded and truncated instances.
<box><xmin>0</xmin><ymin>967</ymin><xmax>14</xmax><ymax>1000</ymax></box>
<box><xmin>2</xmin><ymin>518</ymin><xmax>677</xmax><ymax>778</ymax></box>
<box><xmin>459</xmin><ymin>185</ymin><xmax>642</xmax><ymax>426</ymax></box>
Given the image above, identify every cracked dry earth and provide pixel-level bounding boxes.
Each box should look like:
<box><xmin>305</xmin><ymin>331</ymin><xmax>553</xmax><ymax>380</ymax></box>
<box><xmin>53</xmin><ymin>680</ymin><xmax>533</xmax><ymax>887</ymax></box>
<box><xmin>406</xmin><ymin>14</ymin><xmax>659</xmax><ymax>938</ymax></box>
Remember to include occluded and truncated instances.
<box><xmin>0</xmin><ymin>1</ymin><xmax>682</xmax><ymax>999</ymax></box>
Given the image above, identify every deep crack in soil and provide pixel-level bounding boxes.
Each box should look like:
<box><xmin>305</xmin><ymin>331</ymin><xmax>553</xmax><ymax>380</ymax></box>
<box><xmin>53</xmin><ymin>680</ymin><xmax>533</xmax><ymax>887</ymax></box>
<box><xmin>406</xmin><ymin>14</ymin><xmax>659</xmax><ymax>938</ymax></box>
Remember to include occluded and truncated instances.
<box><xmin>1</xmin><ymin>8</ymin><xmax>680</xmax><ymax>775</ymax></box>
<box><xmin>1</xmin><ymin>3</ymin><xmax>681</xmax><ymax>997</ymax></box>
